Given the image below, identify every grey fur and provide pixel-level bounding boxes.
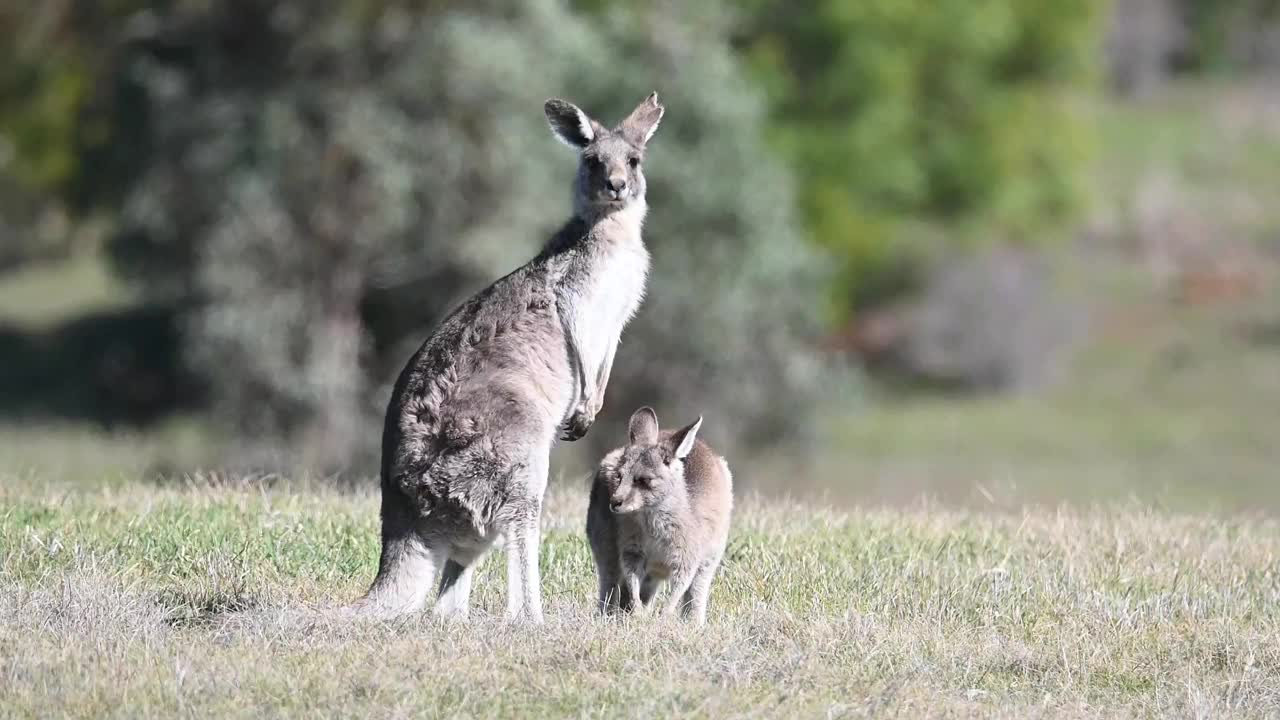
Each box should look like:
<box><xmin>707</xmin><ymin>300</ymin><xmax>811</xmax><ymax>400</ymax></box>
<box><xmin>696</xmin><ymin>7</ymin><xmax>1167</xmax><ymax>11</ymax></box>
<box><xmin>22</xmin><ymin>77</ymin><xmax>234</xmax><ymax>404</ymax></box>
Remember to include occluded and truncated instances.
<box><xmin>356</xmin><ymin>93</ymin><xmax>665</xmax><ymax>622</ymax></box>
<box><xmin>586</xmin><ymin>407</ymin><xmax>734</xmax><ymax>625</ymax></box>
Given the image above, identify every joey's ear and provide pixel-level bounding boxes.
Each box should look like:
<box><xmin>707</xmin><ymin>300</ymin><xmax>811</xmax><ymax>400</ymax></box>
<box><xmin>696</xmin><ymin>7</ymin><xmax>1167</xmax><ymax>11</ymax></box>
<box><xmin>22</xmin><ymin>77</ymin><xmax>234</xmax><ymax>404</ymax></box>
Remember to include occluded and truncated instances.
<box><xmin>544</xmin><ymin>98</ymin><xmax>597</xmax><ymax>148</ymax></box>
<box><xmin>669</xmin><ymin>415</ymin><xmax>703</xmax><ymax>461</ymax></box>
<box><xmin>618</xmin><ymin>91</ymin><xmax>664</xmax><ymax>146</ymax></box>
<box><xmin>627</xmin><ymin>406</ymin><xmax>660</xmax><ymax>446</ymax></box>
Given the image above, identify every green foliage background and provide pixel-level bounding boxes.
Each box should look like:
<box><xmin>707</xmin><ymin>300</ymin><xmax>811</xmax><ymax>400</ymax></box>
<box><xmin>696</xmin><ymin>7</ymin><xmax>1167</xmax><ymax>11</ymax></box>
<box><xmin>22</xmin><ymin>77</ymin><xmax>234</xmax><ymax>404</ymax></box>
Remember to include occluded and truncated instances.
<box><xmin>736</xmin><ymin>0</ymin><xmax>1103</xmax><ymax>314</ymax></box>
<box><xmin>0</xmin><ymin>0</ymin><xmax>1120</xmax><ymax>464</ymax></box>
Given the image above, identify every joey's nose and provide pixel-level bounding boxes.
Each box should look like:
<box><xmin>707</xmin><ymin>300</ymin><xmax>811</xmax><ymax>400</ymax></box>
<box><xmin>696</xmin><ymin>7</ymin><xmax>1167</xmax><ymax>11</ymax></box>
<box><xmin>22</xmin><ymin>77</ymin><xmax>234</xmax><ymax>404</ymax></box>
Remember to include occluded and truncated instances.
<box><xmin>606</xmin><ymin>176</ymin><xmax>627</xmax><ymax>194</ymax></box>
<box><xmin>609</xmin><ymin>499</ymin><xmax>624</xmax><ymax>512</ymax></box>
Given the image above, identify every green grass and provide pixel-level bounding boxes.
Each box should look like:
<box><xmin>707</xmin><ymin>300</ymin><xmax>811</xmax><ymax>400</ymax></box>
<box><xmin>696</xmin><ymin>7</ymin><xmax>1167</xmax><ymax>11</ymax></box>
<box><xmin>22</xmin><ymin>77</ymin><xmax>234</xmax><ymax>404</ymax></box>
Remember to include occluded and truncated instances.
<box><xmin>2</xmin><ymin>474</ymin><xmax>1278</xmax><ymax>718</ymax></box>
<box><xmin>1093</xmin><ymin>79</ymin><xmax>1280</xmax><ymax>243</ymax></box>
<box><xmin>0</xmin><ymin>420</ymin><xmax>212</xmax><ymax>487</ymax></box>
<box><xmin>804</xmin><ymin>288</ymin><xmax>1280</xmax><ymax>511</ymax></box>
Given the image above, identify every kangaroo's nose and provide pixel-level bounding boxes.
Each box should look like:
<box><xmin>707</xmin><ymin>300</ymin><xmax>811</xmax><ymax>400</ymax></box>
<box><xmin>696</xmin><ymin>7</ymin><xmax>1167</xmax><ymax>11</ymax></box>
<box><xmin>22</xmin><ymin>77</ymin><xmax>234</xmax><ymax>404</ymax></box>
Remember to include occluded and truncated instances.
<box><xmin>606</xmin><ymin>176</ymin><xmax>627</xmax><ymax>194</ymax></box>
<box><xmin>609</xmin><ymin>499</ymin><xmax>624</xmax><ymax>512</ymax></box>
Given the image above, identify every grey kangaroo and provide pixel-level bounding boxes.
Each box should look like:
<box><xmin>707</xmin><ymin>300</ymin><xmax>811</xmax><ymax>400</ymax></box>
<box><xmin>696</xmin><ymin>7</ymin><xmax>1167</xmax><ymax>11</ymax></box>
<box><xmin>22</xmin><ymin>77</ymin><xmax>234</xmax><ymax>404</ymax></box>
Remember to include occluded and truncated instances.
<box><xmin>587</xmin><ymin>407</ymin><xmax>734</xmax><ymax>625</ymax></box>
<box><xmin>357</xmin><ymin>93</ymin><xmax>665</xmax><ymax>622</ymax></box>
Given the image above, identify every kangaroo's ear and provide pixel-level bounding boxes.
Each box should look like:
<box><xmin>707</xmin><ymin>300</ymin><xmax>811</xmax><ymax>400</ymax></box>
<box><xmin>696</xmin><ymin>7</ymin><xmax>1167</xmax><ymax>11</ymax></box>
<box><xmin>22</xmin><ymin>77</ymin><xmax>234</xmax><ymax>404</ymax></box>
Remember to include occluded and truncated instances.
<box><xmin>544</xmin><ymin>98</ymin><xmax>596</xmax><ymax>148</ymax></box>
<box><xmin>628</xmin><ymin>407</ymin><xmax>660</xmax><ymax>446</ymax></box>
<box><xmin>618</xmin><ymin>91</ymin><xmax>664</xmax><ymax>146</ymax></box>
<box><xmin>669</xmin><ymin>415</ymin><xmax>703</xmax><ymax>461</ymax></box>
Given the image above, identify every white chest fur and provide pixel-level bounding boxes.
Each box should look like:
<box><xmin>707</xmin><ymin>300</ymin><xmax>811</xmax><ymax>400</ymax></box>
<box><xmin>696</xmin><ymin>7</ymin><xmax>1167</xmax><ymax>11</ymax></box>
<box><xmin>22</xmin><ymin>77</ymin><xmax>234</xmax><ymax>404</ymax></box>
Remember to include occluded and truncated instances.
<box><xmin>569</xmin><ymin>209</ymin><xmax>651</xmax><ymax>382</ymax></box>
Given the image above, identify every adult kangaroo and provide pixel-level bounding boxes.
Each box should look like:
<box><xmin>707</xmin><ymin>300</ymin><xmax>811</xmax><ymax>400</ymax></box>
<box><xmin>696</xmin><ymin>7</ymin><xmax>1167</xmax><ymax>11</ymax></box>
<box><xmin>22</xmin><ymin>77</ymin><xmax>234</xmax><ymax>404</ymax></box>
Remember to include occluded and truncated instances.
<box><xmin>357</xmin><ymin>93</ymin><xmax>665</xmax><ymax>622</ymax></box>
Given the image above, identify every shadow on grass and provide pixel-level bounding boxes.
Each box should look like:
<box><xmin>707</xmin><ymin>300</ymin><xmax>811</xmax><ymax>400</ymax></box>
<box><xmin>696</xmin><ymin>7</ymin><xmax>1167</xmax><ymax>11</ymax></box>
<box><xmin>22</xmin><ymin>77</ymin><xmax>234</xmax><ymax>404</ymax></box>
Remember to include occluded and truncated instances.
<box><xmin>156</xmin><ymin>587</ymin><xmax>261</xmax><ymax>629</ymax></box>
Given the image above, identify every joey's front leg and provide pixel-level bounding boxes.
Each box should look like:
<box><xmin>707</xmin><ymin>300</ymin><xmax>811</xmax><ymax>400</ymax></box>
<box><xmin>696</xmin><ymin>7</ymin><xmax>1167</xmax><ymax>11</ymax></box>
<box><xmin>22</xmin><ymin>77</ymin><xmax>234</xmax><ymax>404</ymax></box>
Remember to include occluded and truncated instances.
<box><xmin>662</xmin><ymin>565</ymin><xmax>700</xmax><ymax>618</ymax></box>
<box><xmin>619</xmin><ymin>549</ymin><xmax>646</xmax><ymax>615</ymax></box>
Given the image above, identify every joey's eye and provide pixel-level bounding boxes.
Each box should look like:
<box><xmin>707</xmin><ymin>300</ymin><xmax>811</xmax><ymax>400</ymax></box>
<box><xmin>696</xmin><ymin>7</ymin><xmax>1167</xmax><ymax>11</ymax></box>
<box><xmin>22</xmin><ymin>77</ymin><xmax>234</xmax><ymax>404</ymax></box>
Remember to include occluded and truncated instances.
<box><xmin>628</xmin><ymin>156</ymin><xmax>640</xmax><ymax>169</ymax></box>
<box><xmin>633</xmin><ymin>476</ymin><xmax>650</xmax><ymax>488</ymax></box>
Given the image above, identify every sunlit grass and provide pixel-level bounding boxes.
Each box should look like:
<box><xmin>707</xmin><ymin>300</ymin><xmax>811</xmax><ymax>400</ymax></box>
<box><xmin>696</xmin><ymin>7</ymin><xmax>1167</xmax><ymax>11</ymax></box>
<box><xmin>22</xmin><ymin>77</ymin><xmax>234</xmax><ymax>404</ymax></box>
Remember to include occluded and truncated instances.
<box><xmin>811</xmin><ymin>292</ymin><xmax>1280</xmax><ymax>511</ymax></box>
<box><xmin>1</xmin><ymin>475</ymin><xmax>1278</xmax><ymax>718</ymax></box>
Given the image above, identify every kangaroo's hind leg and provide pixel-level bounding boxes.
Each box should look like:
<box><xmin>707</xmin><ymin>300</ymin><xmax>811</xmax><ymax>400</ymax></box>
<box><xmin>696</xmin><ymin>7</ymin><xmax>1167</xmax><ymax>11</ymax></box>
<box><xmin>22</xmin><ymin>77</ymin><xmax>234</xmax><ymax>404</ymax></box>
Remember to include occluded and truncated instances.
<box><xmin>505</xmin><ymin>448</ymin><xmax>549</xmax><ymax>623</ymax></box>
<box><xmin>436</xmin><ymin>545</ymin><xmax>489</xmax><ymax>620</ymax></box>
<box><xmin>505</xmin><ymin>508</ymin><xmax>543</xmax><ymax>622</ymax></box>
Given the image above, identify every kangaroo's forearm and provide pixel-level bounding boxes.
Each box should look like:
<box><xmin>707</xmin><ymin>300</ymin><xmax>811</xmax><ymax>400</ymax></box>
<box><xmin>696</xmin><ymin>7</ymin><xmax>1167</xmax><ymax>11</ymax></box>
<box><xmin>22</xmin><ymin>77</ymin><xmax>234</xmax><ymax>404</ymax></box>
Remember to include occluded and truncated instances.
<box><xmin>573</xmin><ymin>335</ymin><xmax>594</xmax><ymax>404</ymax></box>
<box><xmin>592</xmin><ymin>340</ymin><xmax>618</xmax><ymax>406</ymax></box>
<box><xmin>557</xmin><ymin>298</ymin><xmax>594</xmax><ymax>406</ymax></box>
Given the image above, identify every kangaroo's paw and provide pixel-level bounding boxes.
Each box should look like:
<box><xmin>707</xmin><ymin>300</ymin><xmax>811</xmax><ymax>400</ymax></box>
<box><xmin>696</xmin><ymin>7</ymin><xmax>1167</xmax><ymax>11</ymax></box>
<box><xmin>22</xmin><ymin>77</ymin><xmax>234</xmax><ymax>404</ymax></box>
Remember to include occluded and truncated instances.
<box><xmin>559</xmin><ymin>406</ymin><xmax>595</xmax><ymax>441</ymax></box>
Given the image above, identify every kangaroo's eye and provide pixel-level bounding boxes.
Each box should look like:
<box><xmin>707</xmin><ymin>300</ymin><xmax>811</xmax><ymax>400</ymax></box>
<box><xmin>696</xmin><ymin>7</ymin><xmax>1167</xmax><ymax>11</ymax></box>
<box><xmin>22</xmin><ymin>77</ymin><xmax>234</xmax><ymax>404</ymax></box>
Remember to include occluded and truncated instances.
<box><xmin>628</xmin><ymin>156</ymin><xmax>640</xmax><ymax>169</ymax></box>
<box><xmin>633</xmin><ymin>476</ymin><xmax>650</xmax><ymax>488</ymax></box>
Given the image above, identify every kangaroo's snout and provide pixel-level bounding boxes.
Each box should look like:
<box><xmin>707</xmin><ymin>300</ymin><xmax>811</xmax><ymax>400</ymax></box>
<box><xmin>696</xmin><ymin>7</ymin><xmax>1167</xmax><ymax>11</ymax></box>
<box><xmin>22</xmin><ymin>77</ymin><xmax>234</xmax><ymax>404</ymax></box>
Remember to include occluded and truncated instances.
<box><xmin>606</xmin><ymin>175</ymin><xmax>627</xmax><ymax>198</ymax></box>
<box><xmin>609</xmin><ymin>498</ymin><xmax>624</xmax><ymax>513</ymax></box>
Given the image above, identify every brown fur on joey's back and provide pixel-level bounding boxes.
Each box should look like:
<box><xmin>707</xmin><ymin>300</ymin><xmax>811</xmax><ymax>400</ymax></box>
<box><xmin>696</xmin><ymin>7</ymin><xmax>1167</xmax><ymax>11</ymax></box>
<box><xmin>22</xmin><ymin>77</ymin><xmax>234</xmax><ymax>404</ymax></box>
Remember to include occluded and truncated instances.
<box><xmin>587</xmin><ymin>407</ymin><xmax>733</xmax><ymax>624</ymax></box>
<box><xmin>362</xmin><ymin>93</ymin><xmax>666</xmax><ymax>621</ymax></box>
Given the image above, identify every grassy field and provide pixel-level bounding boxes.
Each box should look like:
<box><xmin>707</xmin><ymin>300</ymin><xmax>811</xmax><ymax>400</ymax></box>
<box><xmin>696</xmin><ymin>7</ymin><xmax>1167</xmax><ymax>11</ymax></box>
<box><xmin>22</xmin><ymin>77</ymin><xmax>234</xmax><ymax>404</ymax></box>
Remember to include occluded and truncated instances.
<box><xmin>805</xmin><ymin>281</ymin><xmax>1280</xmax><ymax>512</ymax></box>
<box><xmin>2</xmin><ymin>473</ymin><xmax>1279</xmax><ymax>718</ymax></box>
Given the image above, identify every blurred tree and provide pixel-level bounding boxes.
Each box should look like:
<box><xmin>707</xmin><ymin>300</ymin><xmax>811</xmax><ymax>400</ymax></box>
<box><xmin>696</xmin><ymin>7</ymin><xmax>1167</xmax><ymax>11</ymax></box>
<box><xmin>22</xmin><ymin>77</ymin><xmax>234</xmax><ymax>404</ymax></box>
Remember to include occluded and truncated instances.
<box><xmin>1180</xmin><ymin>0</ymin><xmax>1280</xmax><ymax>71</ymax></box>
<box><xmin>734</xmin><ymin>0</ymin><xmax>1103</xmax><ymax>317</ymax></box>
<box><xmin>0</xmin><ymin>0</ymin><xmax>165</xmax><ymax>265</ymax></box>
<box><xmin>1102</xmin><ymin>0</ymin><xmax>1280</xmax><ymax>93</ymax></box>
<box><xmin>1106</xmin><ymin>0</ymin><xmax>1186</xmax><ymax>96</ymax></box>
<box><xmin>80</xmin><ymin>0</ymin><xmax>827</xmax><ymax>468</ymax></box>
<box><xmin>1</xmin><ymin>2</ymin><xmax>91</xmax><ymax>264</ymax></box>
